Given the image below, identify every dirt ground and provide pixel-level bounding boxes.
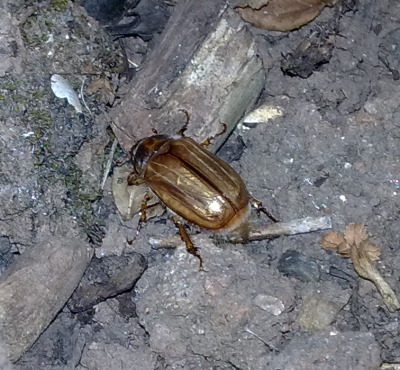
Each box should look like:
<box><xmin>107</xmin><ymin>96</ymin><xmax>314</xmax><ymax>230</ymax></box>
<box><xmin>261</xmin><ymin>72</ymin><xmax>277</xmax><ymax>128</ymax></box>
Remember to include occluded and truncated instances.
<box><xmin>0</xmin><ymin>0</ymin><xmax>400</xmax><ymax>369</ymax></box>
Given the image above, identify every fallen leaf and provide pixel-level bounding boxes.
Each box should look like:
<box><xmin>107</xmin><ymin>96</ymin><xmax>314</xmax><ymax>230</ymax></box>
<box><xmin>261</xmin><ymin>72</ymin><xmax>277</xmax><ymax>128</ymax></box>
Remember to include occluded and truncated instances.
<box><xmin>235</xmin><ymin>0</ymin><xmax>339</xmax><ymax>31</ymax></box>
<box><xmin>359</xmin><ymin>241</ymin><xmax>381</xmax><ymax>262</ymax></box>
<box><xmin>86</xmin><ymin>76</ymin><xmax>115</xmax><ymax>105</ymax></box>
<box><xmin>281</xmin><ymin>34</ymin><xmax>334</xmax><ymax>78</ymax></box>
<box><xmin>50</xmin><ymin>74</ymin><xmax>82</xmax><ymax>113</ymax></box>
<box><xmin>243</xmin><ymin>104</ymin><xmax>283</xmax><ymax>124</ymax></box>
<box><xmin>321</xmin><ymin>224</ymin><xmax>399</xmax><ymax>312</ymax></box>
<box><xmin>343</xmin><ymin>223</ymin><xmax>368</xmax><ymax>248</ymax></box>
<box><xmin>112</xmin><ymin>165</ymin><xmax>164</xmax><ymax>221</ymax></box>
<box><xmin>336</xmin><ymin>241</ymin><xmax>351</xmax><ymax>257</ymax></box>
<box><xmin>321</xmin><ymin>231</ymin><xmax>345</xmax><ymax>250</ymax></box>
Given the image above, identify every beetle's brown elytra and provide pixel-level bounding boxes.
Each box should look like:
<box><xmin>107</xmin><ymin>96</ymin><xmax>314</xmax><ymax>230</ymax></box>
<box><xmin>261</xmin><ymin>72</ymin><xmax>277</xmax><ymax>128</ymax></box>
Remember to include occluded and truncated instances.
<box><xmin>128</xmin><ymin>111</ymin><xmax>277</xmax><ymax>268</ymax></box>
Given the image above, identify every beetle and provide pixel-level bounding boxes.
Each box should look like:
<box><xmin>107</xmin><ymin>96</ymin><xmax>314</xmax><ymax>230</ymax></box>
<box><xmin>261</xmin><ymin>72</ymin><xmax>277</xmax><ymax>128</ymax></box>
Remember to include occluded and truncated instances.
<box><xmin>127</xmin><ymin>110</ymin><xmax>277</xmax><ymax>268</ymax></box>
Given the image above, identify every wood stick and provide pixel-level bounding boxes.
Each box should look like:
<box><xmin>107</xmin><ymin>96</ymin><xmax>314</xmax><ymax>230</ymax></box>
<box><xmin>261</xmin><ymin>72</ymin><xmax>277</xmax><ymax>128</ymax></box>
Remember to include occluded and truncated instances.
<box><xmin>149</xmin><ymin>216</ymin><xmax>332</xmax><ymax>248</ymax></box>
<box><xmin>111</xmin><ymin>2</ymin><xmax>265</xmax><ymax>153</ymax></box>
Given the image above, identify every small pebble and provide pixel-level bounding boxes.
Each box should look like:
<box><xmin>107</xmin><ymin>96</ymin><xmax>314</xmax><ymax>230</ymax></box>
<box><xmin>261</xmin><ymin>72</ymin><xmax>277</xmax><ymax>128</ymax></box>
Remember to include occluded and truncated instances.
<box><xmin>278</xmin><ymin>250</ymin><xmax>320</xmax><ymax>282</ymax></box>
<box><xmin>253</xmin><ymin>294</ymin><xmax>284</xmax><ymax>315</ymax></box>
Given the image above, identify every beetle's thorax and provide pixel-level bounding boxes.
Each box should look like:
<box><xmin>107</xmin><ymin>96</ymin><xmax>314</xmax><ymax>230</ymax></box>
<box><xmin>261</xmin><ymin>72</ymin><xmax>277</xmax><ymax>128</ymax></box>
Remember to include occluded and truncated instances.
<box><xmin>131</xmin><ymin>135</ymin><xmax>171</xmax><ymax>175</ymax></box>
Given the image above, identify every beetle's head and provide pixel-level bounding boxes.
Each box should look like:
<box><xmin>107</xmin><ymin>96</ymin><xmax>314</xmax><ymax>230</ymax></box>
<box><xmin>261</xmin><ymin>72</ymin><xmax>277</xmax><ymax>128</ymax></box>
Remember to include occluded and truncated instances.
<box><xmin>130</xmin><ymin>135</ymin><xmax>171</xmax><ymax>175</ymax></box>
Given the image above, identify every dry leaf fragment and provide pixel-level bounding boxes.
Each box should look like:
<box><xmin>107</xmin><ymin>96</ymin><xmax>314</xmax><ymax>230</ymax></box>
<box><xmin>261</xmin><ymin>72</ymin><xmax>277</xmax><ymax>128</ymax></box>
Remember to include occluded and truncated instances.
<box><xmin>235</xmin><ymin>0</ymin><xmax>339</xmax><ymax>31</ymax></box>
<box><xmin>336</xmin><ymin>241</ymin><xmax>351</xmax><ymax>257</ymax></box>
<box><xmin>112</xmin><ymin>165</ymin><xmax>164</xmax><ymax>221</ymax></box>
<box><xmin>281</xmin><ymin>34</ymin><xmax>334</xmax><ymax>78</ymax></box>
<box><xmin>50</xmin><ymin>74</ymin><xmax>83</xmax><ymax>113</ymax></box>
<box><xmin>321</xmin><ymin>230</ymin><xmax>350</xmax><ymax>257</ymax></box>
<box><xmin>321</xmin><ymin>224</ymin><xmax>399</xmax><ymax>312</ymax></box>
<box><xmin>321</xmin><ymin>231</ymin><xmax>345</xmax><ymax>250</ymax></box>
<box><xmin>360</xmin><ymin>241</ymin><xmax>381</xmax><ymax>262</ymax></box>
<box><xmin>86</xmin><ymin>76</ymin><xmax>115</xmax><ymax>105</ymax></box>
<box><xmin>344</xmin><ymin>223</ymin><xmax>368</xmax><ymax>249</ymax></box>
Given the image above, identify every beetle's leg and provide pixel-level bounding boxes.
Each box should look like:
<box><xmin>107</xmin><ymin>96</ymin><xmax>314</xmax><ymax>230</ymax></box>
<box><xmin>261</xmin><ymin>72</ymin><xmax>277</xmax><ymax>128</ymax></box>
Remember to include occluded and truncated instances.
<box><xmin>250</xmin><ymin>197</ymin><xmax>279</xmax><ymax>223</ymax></box>
<box><xmin>172</xmin><ymin>216</ymin><xmax>203</xmax><ymax>269</ymax></box>
<box><xmin>200</xmin><ymin>123</ymin><xmax>227</xmax><ymax>147</ymax></box>
<box><xmin>136</xmin><ymin>192</ymin><xmax>153</xmax><ymax>235</ymax></box>
<box><xmin>176</xmin><ymin>109</ymin><xmax>190</xmax><ymax>137</ymax></box>
<box><xmin>127</xmin><ymin>173</ymin><xmax>145</xmax><ymax>186</ymax></box>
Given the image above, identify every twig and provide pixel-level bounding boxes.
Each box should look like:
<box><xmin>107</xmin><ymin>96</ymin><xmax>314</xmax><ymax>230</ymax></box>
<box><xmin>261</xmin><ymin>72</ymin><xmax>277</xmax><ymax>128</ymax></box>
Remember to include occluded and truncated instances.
<box><xmin>244</xmin><ymin>328</ymin><xmax>278</xmax><ymax>351</ymax></box>
<box><xmin>101</xmin><ymin>138</ymin><xmax>118</xmax><ymax>190</ymax></box>
<box><xmin>80</xmin><ymin>77</ymin><xmax>92</xmax><ymax>116</ymax></box>
<box><xmin>149</xmin><ymin>216</ymin><xmax>332</xmax><ymax>248</ymax></box>
<box><xmin>353</xmin><ymin>253</ymin><xmax>400</xmax><ymax>312</ymax></box>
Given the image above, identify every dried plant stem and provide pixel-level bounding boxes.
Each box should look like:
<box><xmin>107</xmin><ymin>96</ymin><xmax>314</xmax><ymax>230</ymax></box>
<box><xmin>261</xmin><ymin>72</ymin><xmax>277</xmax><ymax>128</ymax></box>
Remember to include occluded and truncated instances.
<box><xmin>353</xmin><ymin>253</ymin><xmax>400</xmax><ymax>313</ymax></box>
<box><xmin>149</xmin><ymin>216</ymin><xmax>332</xmax><ymax>248</ymax></box>
<box><xmin>101</xmin><ymin>138</ymin><xmax>118</xmax><ymax>190</ymax></box>
<box><xmin>235</xmin><ymin>216</ymin><xmax>332</xmax><ymax>242</ymax></box>
<box><xmin>80</xmin><ymin>77</ymin><xmax>92</xmax><ymax>116</ymax></box>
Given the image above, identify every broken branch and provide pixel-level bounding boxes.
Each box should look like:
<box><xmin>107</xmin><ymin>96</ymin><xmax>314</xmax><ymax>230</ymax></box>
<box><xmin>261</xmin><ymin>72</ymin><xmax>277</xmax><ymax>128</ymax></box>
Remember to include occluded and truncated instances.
<box><xmin>149</xmin><ymin>216</ymin><xmax>332</xmax><ymax>248</ymax></box>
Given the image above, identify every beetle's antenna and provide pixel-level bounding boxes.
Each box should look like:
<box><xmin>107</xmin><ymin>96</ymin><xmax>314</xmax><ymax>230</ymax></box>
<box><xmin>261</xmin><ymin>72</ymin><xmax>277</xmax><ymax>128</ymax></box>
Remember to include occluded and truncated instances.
<box><xmin>250</xmin><ymin>198</ymin><xmax>278</xmax><ymax>223</ymax></box>
<box><xmin>200</xmin><ymin>123</ymin><xmax>227</xmax><ymax>147</ymax></box>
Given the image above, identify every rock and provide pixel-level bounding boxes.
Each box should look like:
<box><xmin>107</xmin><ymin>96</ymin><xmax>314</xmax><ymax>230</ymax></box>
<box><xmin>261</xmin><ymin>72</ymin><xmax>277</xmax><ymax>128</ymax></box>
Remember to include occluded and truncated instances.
<box><xmin>68</xmin><ymin>252</ymin><xmax>147</xmax><ymax>313</ymax></box>
<box><xmin>0</xmin><ymin>236</ymin><xmax>93</xmax><ymax>362</ymax></box>
<box><xmin>278</xmin><ymin>250</ymin><xmax>321</xmax><ymax>282</ymax></box>
<box><xmin>135</xmin><ymin>236</ymin><xmax>296</xmax><ymax>369</ymax></box>
<box><xmin>297</xmin><ymin>283</ymin><xmax>351</xmax><ymax>332</ymax></box>
<box><xmin>260</xmin><ymin>330</ymin><xmax>381</xmax><ymax>370</ymax></box>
